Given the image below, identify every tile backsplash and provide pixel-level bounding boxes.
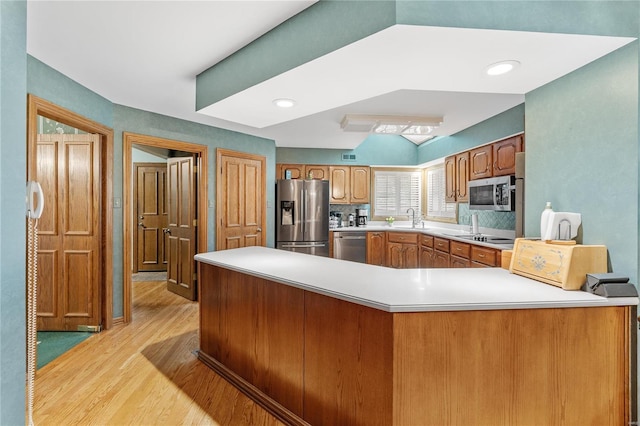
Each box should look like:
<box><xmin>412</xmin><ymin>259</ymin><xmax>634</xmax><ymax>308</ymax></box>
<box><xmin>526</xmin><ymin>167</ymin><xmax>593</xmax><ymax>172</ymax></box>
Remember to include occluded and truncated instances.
<box><xmin>329</xmin><ymin>204</ymin><xmax>370</xmax><ymax>216</ymax></box>
<box><xmin>458</xmin><ymin>203</ymin><xmax>515</xmax><ymax>230</ymax></box>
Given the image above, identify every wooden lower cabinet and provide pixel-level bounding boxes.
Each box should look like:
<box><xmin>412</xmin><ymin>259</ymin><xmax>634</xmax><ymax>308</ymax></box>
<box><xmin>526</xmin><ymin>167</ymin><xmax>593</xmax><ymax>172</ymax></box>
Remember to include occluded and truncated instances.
<box><xmin>419</xmin><ymin>246</ymin><xmax>434</xmax><ymax>268</ymax></box>
<box><xmin>367</xmin><ymin>231</ymin><xmax>502</xmax><ymax>270</ymax></box>
<box><xmin>366</xmin><ymin>232</ymin><xmax>386</xmax><ymax>266</ymax></box>
<box><xmin>450</xmin><ymin>240</ymin><xmax>471</xmax><ymax>268</ymax></box>
<box><xmin>419</xmin><ymin>235</ymin><xmax>434</xmax><ymax>268</ymax></box>
<box><xmin>471</xmin><ymin>245</ymin><xmax>501</xmax><ymax>267</ymax></box>
<box><xmin>434</xmin><ymin>251</ymin><xmax>450</xmax><ymax>268</ymax></box>
<box><xmin>198</xmin><ymin>262</ymin><xmax>634</xmax><ymax>426</ymax></box>
<box><xmin>386</xmin><ymin>232</ymin><xmax>418</xmax><ymax>269</ymax></box>
<box><xmin>451</xmin><ymin>255</ymin><xmax>471</xmax><ymax>268</ymax></box>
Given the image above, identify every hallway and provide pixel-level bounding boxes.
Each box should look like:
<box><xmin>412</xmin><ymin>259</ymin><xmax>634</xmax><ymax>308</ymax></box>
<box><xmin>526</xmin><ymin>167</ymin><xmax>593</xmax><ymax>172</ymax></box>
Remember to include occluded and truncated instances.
<box><xmin>32</xmin><ymin>280</ymin><xmax>284</xmax><ymax>425</ymax></box>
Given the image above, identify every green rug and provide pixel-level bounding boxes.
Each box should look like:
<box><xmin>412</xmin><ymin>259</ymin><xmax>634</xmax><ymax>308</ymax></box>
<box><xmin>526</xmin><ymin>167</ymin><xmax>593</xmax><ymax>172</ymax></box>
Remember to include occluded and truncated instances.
<box><xmin>36</xmin><ymin>331</ymin><xmax>93</xmax><ymax>369</ymax></box>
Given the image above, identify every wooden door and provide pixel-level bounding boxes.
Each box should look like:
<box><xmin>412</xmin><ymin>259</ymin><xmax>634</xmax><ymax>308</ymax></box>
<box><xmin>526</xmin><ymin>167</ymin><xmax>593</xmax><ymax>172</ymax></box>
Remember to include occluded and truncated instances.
<box><xmin>37</xmin><ymin>134</ymin><xmax>102</xmax><ymax>331</ymax></box>
<box><xmin>444</xmin><ymin>155</ymin><xmax>456</xmax><ymax>202</ymax></box>
<box><xmin>469</xmin><ymin>145</ymin><xmax>493</xmax><ymax>180</ymax></box>
<box><xmin>134</xmin><ymin>163</ymin><xmax>168</xmax><ymax>272</ymax></box>
<box><xmin>166</xmin><ymin>157</ymin><xmax>197</xmax><ymax>300</ymax></box>
<box><xmin>350</xmin><ymin>166</ymin><xmax>370</xmax><ymax>203</ymax></box>
<box><xmin>217</xmin><ymin>149</ymin><xmax>265</xmax><ymax>250</ymax></box>
<box><xmin>455</xmin><ymin>152</ymin><xmax>469</xmax><ymax>202</ymax></box>
<box><xmin>329</xmin><ymin>166</ymin><xmax>349</xmax><ymax>203</ymax></box>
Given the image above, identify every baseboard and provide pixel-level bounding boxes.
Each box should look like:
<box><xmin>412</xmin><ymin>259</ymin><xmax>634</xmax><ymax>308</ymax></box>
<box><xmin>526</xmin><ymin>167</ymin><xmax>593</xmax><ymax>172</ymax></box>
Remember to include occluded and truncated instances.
<box><xmin>196</xmin><ymin>350</ymin><xmax>310</xmax><ymax>426</ymax></box>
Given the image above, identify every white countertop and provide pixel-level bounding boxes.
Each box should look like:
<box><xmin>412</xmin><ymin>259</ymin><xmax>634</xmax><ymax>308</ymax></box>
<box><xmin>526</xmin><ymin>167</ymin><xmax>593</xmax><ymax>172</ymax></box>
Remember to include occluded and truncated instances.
<box><xmin>195</xmin><ymin>247</ymin><xmax>637</xmax><ymax>313</ymax></box>
<box><xmin>330</xmin><ymin>223</ymin><xmax>515</xmax><ymax>250</ymax></box>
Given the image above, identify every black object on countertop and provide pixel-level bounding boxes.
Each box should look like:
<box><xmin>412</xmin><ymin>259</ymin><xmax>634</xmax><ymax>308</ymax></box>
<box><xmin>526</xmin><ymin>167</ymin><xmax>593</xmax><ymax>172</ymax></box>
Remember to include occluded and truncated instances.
<box><xmin>583</xmin><ymin>273</ymin><xmax>638</xmax><ymax>297</ymax></box>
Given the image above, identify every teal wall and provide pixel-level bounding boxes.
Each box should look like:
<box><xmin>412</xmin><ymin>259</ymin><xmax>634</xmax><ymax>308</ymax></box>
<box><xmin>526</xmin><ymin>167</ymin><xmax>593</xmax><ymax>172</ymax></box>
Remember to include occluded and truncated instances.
<box><xmin>1</xmin><ymin>1</ymin><xmax>27</xmax><ymax>424</ymax></box>
<box><xmin>277</xmin><ymin>134</ymin><xmax>418</xmax><ymax>165</ymax></box>
<box><xmin>526</xmin><ymin>42</ymin><xmax>638</xmax><ymax>282</ymax></box>
<box><xmin>396</xmin><ymin>0</ymin><xmax>638</xmax><ymax>37</ymax></box>
<box><xmin>26</xmin><ymin>56</ymin><xmax>277</xmax><ymax>320</ymax></box>
<box><xmin>417</xmin><ymin>104</ymin><xmax>525</xmax><ymax>163</ymax></box>
<box><xmin>27</xmin><ymin>57</ymin><xmax>113</xmax><ymax>128</ymax></box>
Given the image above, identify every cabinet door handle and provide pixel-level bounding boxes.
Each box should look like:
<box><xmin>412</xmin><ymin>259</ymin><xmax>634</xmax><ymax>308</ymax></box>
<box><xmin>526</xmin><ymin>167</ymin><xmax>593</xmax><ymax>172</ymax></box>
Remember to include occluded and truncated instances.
<box><xmin>478</xmin><ymin>253</ymin><xmax>485</xmax><ymax>258</ymax></box>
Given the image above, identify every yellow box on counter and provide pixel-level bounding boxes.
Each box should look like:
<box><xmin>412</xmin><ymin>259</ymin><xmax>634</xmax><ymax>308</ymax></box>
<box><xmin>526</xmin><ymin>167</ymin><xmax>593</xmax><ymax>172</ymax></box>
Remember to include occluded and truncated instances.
<box><xmin>509</xmin><ymin>238</ymin><xmax>607</xmax><ymax>290</ymax></box>
<box><xmin>501</xmin><ymin>250</ymin><xmax>512</xmax><ymax>270</ymax></box>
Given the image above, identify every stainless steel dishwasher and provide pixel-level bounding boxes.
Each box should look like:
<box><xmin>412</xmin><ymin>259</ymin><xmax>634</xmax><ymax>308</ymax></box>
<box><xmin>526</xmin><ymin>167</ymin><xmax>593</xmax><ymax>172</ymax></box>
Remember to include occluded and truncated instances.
<box><xmin>333</xmin><ymin>231</ymin><xmax>366</xmax><ymax>263</ymax></box>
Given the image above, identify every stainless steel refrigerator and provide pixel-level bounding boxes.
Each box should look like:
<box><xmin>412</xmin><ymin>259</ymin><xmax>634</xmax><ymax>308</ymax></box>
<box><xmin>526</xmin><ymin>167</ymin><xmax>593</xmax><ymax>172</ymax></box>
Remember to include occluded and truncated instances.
<box><xmin>276</xmin><ymin>179</ymin><xmax>329</xmax><ymax>257</ymax></box>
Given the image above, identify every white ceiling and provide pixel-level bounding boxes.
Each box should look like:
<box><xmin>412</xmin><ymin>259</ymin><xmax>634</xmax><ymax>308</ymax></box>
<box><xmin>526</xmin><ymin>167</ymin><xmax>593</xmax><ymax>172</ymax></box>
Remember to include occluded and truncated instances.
<box><xmin>27</xmin><ymin>1</ymin><xmax>635</xmax><ymax>150</ymax></box>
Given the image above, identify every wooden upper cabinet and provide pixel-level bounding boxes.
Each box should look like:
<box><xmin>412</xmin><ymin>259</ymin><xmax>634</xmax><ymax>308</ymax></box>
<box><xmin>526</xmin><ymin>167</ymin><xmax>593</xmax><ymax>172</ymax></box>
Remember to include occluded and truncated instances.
<box><xmin>329</xmin><ymin>165</ymin><xmax>370</xmax><ymax>204</ymax></box>
<box><xmin>329</xmin><ymin>166</ymin><xmax>350</xmax><ymax>204</ymax></box>
<box><xmin>455</xmin><ymin>152</ymin><xmax>469</xmax><ymax>202</ymax></box>
<box><xmin>350</xmin><ymin>166</ymin><xmax>370</xmax><ymax>204</ymax></box>
<box><xmin>493</xmin><ymin>135</ymin><xmax>523</xmax><ymax>176</ymax></box>
<box><xmin>305</xmin><ymin>165</ymin><xmax>329</xmax><ymax>180</ymax></box>
<box><xmin>445</xmin><ymin>153</ymin><xmax>469</xmax><ymax>202</ymax></box>
<box><xmin>278</xmin><ymin>164</ymin><xmax>304</xmax><ymax>179</ymax></box>
<box><xmin>277</xmin><ymin>164</ymin><xmax>329</xmax><ymax>180</ymax></box>
<box><xmin>444</xmin><ymin>156</ymin><xmax>457</xmax><ymax>203</ymax></box>
<box><xmin>469</xmin><ymin>145</ymin><xmax>493</xmax><ymax>180</ymax></box>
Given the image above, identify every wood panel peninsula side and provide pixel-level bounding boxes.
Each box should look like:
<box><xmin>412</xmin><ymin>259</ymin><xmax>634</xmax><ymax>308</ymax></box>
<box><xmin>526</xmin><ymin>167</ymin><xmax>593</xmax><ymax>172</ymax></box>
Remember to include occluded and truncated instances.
<box><xmin>195</xmin><ymin>247</ymin><xmax>637</xmax><ymax>426</ymax></box>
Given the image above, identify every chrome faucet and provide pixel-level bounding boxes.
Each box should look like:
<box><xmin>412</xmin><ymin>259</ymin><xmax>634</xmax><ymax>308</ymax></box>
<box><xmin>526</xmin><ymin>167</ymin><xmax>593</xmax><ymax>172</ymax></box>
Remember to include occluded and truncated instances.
<box><xmin>407</xmin><ymin>208</ymin><xmax>416</xmax><ymax>228</ymax></box>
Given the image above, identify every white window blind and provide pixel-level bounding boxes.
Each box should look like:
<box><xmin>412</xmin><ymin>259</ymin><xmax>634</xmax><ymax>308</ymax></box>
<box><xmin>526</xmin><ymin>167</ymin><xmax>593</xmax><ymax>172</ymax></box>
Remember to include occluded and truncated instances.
<box><xmin>425</xmin><ymin>165</ymin><xmax>457</xmax><ymax>220</ymax></box>
<box><xmin>373</xmin><ymin>170</ymin><xmax>421</xmax><ymax>218</ymax></box>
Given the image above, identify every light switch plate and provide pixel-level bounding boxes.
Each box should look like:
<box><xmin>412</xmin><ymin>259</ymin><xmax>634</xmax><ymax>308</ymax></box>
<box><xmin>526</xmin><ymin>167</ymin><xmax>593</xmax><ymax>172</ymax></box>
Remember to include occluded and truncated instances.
<box><xmin>113</xmin><ymin>197</ymin><xmax>121</xmax><ymax>208</ymax></box>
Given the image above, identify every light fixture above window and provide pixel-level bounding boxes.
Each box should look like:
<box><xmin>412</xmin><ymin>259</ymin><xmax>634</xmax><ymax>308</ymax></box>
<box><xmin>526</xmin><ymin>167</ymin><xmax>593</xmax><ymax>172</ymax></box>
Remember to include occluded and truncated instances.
<box><xmin>340</xmin><ymin>114</ymin><xmax>443</xmax><ymax>144</ymax></box>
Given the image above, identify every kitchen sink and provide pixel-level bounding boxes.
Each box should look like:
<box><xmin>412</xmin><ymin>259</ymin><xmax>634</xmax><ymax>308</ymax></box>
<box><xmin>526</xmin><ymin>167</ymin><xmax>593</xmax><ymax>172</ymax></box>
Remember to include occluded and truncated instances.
<box><xmin>485</xmin><ymin>237</ymin><xmax>514</xmax><ymax>244</ymax></box>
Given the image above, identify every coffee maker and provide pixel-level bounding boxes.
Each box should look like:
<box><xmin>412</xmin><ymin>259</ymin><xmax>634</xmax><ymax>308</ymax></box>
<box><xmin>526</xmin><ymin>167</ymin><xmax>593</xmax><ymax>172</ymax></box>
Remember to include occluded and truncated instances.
<box><xmin>356</xmin><ymin>209</ymin><xmax>368</xmax><ymax>227</ymax></box>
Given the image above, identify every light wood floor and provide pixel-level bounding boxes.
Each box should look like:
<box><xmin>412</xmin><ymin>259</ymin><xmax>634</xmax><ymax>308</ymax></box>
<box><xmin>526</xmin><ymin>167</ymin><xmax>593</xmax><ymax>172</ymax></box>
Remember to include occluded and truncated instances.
<box><xmin>32</xmin><ymin>280</ymin><xmax>284</xmax><ymax>426</ymax></box>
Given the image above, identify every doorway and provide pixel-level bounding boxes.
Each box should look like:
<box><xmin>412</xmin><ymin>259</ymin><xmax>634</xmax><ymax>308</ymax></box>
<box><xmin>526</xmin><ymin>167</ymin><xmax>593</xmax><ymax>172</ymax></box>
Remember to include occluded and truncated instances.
<box><xmin>123</xmin><ymin>133</ymin><xmax>208</xmax><ymax>322</ymax></box>
<box><xmin>27</xmin><ymin>95</ymin><xmax>114</xmax><ymax>330</ymax></box>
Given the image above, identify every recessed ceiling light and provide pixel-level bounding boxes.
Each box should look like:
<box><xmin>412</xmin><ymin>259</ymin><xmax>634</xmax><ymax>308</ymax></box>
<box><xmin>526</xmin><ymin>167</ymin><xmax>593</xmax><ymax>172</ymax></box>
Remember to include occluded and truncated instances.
<box><xmin>485</xmin><ymin>60</ymin><xmax>520</xmax><ymax>76</ymax></box>
<box><xmin>272</xmin><ymin>98</ymin><xmax>296</xmax><ymax>108</ymax></box>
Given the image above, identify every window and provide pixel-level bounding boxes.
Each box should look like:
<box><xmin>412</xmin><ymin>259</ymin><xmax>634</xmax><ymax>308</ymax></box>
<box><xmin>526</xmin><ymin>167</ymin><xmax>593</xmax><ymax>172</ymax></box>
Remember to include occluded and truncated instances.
<box><xmin>424</xmin><ymin>164</ymin><xmax>457</xmax><ymax>222</ymax></box>
<box><xmin>372</xmin><ymin>169</ymin><xmax>421</xmax><ymax>219</ymax></box>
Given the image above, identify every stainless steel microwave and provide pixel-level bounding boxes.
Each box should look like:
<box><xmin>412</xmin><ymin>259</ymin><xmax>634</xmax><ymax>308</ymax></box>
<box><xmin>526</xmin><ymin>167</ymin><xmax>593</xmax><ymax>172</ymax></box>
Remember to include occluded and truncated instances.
<box><xmin>468</xmin><ymin>175</ymin><xmax>515</xmax><ymax>211</ymax></box>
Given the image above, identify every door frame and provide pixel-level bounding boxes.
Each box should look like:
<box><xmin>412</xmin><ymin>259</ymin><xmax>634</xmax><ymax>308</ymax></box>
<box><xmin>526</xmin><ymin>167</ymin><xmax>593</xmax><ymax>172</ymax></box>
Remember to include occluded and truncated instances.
<box><xmin>27</xmin><ymin>94</ymin><xmax>114</xmax><ymax>329</ymax></box>
<box><xmin>123</xmin><ymin>132</ymin><xmax>208</xmax><ymax>323</ymax></box>
<box><xmin>216</xmin><ymin>148</ymin><xmax>267</xmax><ymax>251</ymax></box>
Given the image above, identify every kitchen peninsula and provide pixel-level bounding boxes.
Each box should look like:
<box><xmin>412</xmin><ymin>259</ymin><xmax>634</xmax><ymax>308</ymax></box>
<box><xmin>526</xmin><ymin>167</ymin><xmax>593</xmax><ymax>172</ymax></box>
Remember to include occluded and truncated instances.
<box><xmin>195</xmin><ymin>247</ymin><xmax>637</xmax><ymax>426</ymax></box>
